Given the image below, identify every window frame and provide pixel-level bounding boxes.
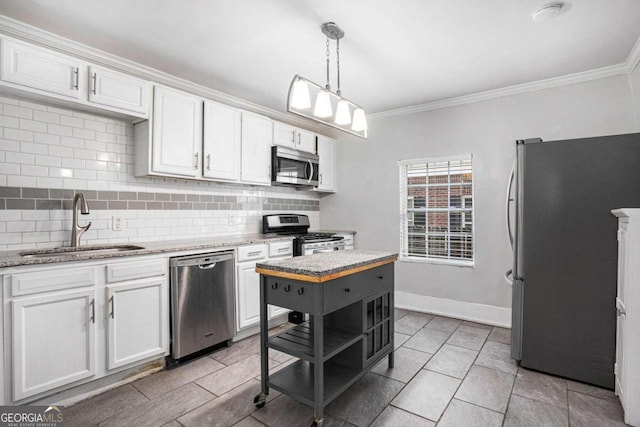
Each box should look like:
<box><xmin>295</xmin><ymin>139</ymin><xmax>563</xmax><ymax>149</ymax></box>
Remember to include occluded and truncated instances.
<box><xmin>398</xmin><ymin>154</ymin><xmax>475</xmax><ymax>267</ymax></box>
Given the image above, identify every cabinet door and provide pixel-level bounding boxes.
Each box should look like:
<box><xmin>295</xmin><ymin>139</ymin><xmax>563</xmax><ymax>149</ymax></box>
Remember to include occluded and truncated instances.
<box><xmin>241</xmin><ymin>113</ymin><xmax>272</xmax><ymax>185</ymax></box>
<box><xmin>106</xmin><ymin>278</ymin><xmax>167</xmax><ymax>369</ymax></box>
<box><xmin>237</xmin><ymin>262</ymin><xmax>261</xmax><ymax>330</ymax></box>
<box><xmin>297</xmin><ymin>129</ymin><xmax>317</xmax><ymax>154</ymax></box>
<box><xmin>203</xmin><ymin>100</ymin><xmax>241</xmax><ymax>181</ymax></box>
<box><xmin>152</xmin><ymin>86</ymin><xmax>203</xmax><ymax>177</ymax></box>
<box><xmin>616</xmin><ymin>223</ymin><xmax>628</xmax><ymax>402</ymax></box>
<box><xmin>316</xmin><ymin>136</ymin><xmax>336</xmax><ymax>192</ymax></box>
<box><xmin>364</xmin><ymin>291</ymin><xmax>393</xmax><ymax>367</ymax></box>
<box><xmin>0</xmin><ymin>38</ymin><xmax>83</xmax><ymax>99</ymax></box>
<box><xmin>273</xmin><ymin>121</ymin><xmax>296</xmax><ymax>148</ymax></box>
<box><xmin>12</xmin><ymin>289</ymin><xmax>96</xmax><ymax>401</ymax></box>
<box><xmin>88</xmin><ymin>66</ymin><xmax>149</xmax><ymax>115</ymax></box>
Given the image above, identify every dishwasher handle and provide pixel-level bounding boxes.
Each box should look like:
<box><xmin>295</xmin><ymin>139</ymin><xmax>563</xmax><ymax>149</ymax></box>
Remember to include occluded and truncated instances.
<box><xmin>199</xmin><ymin>263</ymin><xmax>217</xmax><ymax>270</ymax></box>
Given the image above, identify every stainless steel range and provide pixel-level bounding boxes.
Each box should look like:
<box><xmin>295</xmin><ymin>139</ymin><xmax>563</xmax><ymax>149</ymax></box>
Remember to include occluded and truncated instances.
<box><xmin>262</xmin><ymin>214</ymin><xmax>344</xmax><ymax>256</ymax></box>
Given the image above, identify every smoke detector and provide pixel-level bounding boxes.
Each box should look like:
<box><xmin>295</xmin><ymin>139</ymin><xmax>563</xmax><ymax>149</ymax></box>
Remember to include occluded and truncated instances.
<box><xmin>532</xmin><ymin>3</ymin><xmax>564</xmax><ymax>22</ymax></box>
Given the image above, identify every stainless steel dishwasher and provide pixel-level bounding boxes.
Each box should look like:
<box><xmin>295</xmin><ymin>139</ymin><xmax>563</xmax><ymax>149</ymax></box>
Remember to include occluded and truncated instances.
<box><xmin>169</xmin><ymin>251</ymin><xmax>235</xmax><ymax>360</ymax></box>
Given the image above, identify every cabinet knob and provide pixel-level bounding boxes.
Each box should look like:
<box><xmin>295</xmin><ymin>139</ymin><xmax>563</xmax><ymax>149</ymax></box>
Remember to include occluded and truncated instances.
<box><xmin>284</xmin><ymin>284</ymin><xmax>291</xmax><ymax>292</ymax></box>
<box><xmin>344</xmin><ymin>288</ymin><xmax>351</xmax><ymax>293</ymax></box>
<box><xmin>271</xmin><ymin>282</ymin><xmax>278</xmax><ymax>290</ymax></box>
<box><xmin>298</xmin><ymin>287</ymin><xmax>304</xmax><ymax>295</ymax></box>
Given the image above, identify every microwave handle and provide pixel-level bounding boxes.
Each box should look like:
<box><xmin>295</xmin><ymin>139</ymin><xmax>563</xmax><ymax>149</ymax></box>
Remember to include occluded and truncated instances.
<box><xmin>307</xmin><ymin>160</ymin><xmax>314</xmax><ymax>184</ymax></box>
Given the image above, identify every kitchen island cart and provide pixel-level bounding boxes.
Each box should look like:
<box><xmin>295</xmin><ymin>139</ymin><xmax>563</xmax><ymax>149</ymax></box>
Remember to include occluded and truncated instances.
<box><xmin>253</xmin><ymin>251</ymin><xmax>398</xmax><ymax>427</ymax></box>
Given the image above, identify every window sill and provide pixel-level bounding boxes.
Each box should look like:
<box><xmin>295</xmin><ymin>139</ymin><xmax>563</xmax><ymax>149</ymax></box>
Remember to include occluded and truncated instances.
<box><xmin>399</xmin><ymin>255</ymin><xmax>474</xmax><ymax>268</ymax></box>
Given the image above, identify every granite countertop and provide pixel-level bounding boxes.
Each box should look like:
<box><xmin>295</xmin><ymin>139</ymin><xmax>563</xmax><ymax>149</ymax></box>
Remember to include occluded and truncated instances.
<box><xmin>0</xmin><ymin>234</ymin><xmax>293</xmax><ymax>269</ymax></box>
<box><xmin>255</xmin><ymin>250</ymin><xmax>397</xmax><ymax>281</ymax></box>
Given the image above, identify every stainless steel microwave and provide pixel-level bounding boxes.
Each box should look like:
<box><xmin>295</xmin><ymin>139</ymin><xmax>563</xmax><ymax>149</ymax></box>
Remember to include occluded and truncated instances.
<box><xmin>271</xmin><ymin>146</ymin><xmax>319</xmax><ymax>187</ymax></box>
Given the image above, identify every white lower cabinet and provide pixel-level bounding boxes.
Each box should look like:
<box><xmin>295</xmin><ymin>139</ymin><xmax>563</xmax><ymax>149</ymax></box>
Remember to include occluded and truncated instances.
<box><xmin>3</xmin><ymin>257</ymin><xmax>168</xmax><ymax>403</ymax></box>
<box><xmin>612</xmin><ymin>209</ymin><xmax>640</xmax><ymax>426</ymax></box>
<box><xmin>106</xmin><ymin>278</ymin><xmax>167</xmax><ymax>369</ymax></box>
<box><xmin>237</xmin><ymin>261</ymin><xmax>262</xmax><ymax>330</ymax></box>
<box><xmin>12</xmin><ymin>288</ymin><xmax>96</xmax><ymax>401</ymax></box>
<box><xmin>334</xmin><ymin>232</ymin><xmax>355</xmax><ymax>250</ymax></box>
<box><xmin>236</xmin><ymin>241</ymin><xmax>293</xmax><ymax>332</ymax></box>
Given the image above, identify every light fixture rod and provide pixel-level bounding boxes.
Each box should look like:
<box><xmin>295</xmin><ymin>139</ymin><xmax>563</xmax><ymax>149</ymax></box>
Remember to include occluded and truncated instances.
<box><xmin>325</xmin><ymin>37</ymin><xmax>331</xmax><ymax>90</ymax></box>
<box><xmin>336</xmin><ymin>37</ymin><xmax>341</xmax><ymax>96</ymax></box>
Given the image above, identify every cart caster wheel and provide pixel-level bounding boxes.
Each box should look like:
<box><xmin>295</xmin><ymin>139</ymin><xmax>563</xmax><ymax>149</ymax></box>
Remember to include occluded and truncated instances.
<box><xmin>253</xmin><ymin>393</ymin><xmax>267</xmax><ymax>408</ymax></box>
<box><xmin>311</xmin><ymin>418</ymin><xmax>324</xmax><ymax>427</ymax></box>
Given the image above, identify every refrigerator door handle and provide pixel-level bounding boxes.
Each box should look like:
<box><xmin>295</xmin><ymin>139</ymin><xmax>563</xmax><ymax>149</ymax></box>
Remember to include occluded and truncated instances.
<box><xmin>504</xmin><ymin>269</ymin><xmax>513</xmax><ymax>287</ymax></box>
<box><xmin>506</xmin><ymin>166</ymin><xmax>515</xmax><ymax>248</ymax></box>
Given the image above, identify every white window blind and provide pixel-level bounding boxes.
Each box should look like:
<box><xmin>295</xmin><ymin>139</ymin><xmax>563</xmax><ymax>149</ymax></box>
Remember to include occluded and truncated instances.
<box><xmin>399</xmin><ymin>155</ymin><xmax>474</xmax><ymax>265</ymax></box>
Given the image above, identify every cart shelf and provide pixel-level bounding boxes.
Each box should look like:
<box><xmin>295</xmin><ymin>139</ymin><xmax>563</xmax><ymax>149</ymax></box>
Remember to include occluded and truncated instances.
<box><xmin>268</xmin><ymin>321</ymin><xmax>362</xmax><ymax>363</ymax></box>
<box><xmin>268</xmin><ymin>359</ymin><xmax>362</xmax><ymax>407</ymax></box>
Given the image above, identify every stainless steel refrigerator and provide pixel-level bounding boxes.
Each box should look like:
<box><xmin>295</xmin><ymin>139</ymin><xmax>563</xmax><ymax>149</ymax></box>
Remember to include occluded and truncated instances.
<box><xmin>508</xmin><ymin>133</ymin><xmax>640</xmax><ymax>389</ymax></box>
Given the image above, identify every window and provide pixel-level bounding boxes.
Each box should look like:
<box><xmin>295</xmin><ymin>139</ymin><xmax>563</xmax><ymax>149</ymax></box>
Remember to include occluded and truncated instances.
<box><xmin>399</xmin><ymin>155</ymin><xmax>474</xmax><ymax>265</ymax></box>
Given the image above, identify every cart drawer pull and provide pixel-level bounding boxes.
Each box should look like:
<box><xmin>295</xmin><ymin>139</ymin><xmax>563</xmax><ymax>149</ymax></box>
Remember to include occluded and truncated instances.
<box><xmin>298</xmin><ymin>287</ymin><xmax>304</xmax><ymax>295</ymax></box>
<box><xmin>344</xmin><ymin>288</ymin><xmax>351</xmax><ymax>293</ymax></box>
<box><xmin>271</xmin><ymin>282</ymin><xmax>279</xmax><ymax>290</ymax></box>
<box><xmin>284</xmin><ymin>284</ymin><xmax>291</xmax><ymax>292</ymax></box>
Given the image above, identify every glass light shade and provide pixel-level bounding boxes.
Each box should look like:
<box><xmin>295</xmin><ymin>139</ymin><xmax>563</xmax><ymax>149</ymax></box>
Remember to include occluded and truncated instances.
<box><xmin>290</xmin><ymin>78</ymin><xmax>311</xmax><ymax>109</ymax></box>
<box><xmin>334</xmin><ymin>99</ymin><xmax>352</xmax><ymax>125</ymax></box>
<box><xmin>351</xmin><ymin>108</ymin><xmax>367</xmax><ymax>131</ymax></box>
<box><xmin>313</xmin><ymin>89</ymin><xmax>333</xmax><ymax>118</ymax></box>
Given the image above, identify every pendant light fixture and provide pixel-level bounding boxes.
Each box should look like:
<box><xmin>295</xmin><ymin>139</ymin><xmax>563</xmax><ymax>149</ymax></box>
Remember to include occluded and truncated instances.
<box><xmin>287</xmin><ymin>22</ymin><xmax>367</xmax><ymax>138</ymax></box>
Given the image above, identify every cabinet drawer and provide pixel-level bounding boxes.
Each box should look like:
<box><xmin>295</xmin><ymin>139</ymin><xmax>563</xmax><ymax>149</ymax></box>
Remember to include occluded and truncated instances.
<box><xmin>106</xmin><ymin>259</ymin><xmax>166</xmax><ymax>283</ymax></box>
<box><xmin>269</xmin><ymin>241</ymin><xmax>293</xmax><ymax>258</ymax></box>
<box><xmin>264</xmin><ymin>277</ymin><xmax>314</xmax><ymax>313</ymax></box>
<box><xmin>237</xmin><ymin>244</ymin><xmax>267</xmax><ymax>262</ymax></box>
<box><xmin>11</xmin><ymin>267</ymin><xmax>95</xmax><ymax>296</ymax></box>
<box><xmin>323</xmin><ymin>264</ymin><xmax>393</xmax><ymax>314</ymax></box>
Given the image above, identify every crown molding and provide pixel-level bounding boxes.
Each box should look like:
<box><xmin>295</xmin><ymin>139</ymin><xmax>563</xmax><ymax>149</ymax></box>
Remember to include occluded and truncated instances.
<box><xmin>371</xmin><ymin>62</ymin><xmax>631</xmax><ymax>120</ymax></box>
<box><xmin>627</xmin><ymin>34</ymin><xmax>640</xmax><ymax>73</ymax></box>
<box><xmin>0</xmin><ymin>15</ymin><xmax>324</xmax><ymax>131</ymax></box>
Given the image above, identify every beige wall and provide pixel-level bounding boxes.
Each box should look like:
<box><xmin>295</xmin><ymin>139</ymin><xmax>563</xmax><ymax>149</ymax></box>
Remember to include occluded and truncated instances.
<box><xmin>320</xmin><ymin>75</ymin><xmax>637</xmax><ymax>313</ymax></box>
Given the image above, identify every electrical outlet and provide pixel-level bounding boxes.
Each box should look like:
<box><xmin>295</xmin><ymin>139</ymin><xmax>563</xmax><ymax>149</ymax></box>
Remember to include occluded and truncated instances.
<box><xmin>112</xmin><ymin>216</ymin><xmax>122</xmax><ymax>231</ymax></box>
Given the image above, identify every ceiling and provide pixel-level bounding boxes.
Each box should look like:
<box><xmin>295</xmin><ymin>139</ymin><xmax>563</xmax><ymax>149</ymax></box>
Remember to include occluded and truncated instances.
<box><xmin>1</xmin><ymin>1</ymin><xmax>639</xmax><ymax>114</ymax></box>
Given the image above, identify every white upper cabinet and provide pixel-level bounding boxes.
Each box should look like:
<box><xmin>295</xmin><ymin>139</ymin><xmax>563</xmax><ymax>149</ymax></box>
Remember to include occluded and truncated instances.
<box><xmin>297</xmin><ymin>128</ymin><xmax>317</xmax><ymax>153</ymax></box>
<box><xmin>0</xmin><ymin>38</ymin><xmax>84</xmax><ymax>99</ymax></box>
<box><xmin>203</xmin><ymin>100</ymin><xmax>241</xmax><ymax>182</ymax></box>
<box><xmin>151</xmin><ymin>86</ymin><xmax>203</xmax><ymax>178</ymax></box>
<box><xmin>273</xmin><ymin>122</ymin><xmax>297</xmax><ymax>148</ymax></box>
<box><xmin>273</xmin><ymin>121</ymin><xmax>316</xmax><ymax>154</ymax></box>
<box><xmin>88</xmin><ymin>65</ymin><xmax>149</xmax><ymax>115</ymax></box>
<box><xmin>316</xmin><ymin>135</ymin><xmax>336</xmax><ymax>192</ymax></box>
<box><xmin>0</xmin><ymin>38</ymin><xmax>149</xmax><ymax>118</ymax></box>
<box><xmin>241</xmin><ymin>112</ymin><xmax>273</xmax><ymax>185</ymax></box>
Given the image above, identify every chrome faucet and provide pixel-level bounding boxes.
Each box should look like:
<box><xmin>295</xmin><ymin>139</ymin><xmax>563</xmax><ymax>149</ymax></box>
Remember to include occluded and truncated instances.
<box><xmin>70</xmin><ymin>192</ymin><xmax>91</xmax><ymax>247</ymax></box>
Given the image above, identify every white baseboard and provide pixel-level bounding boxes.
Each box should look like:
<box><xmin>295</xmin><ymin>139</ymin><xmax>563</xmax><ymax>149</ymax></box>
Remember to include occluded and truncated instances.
<box><xmin>395</xmin><ymin>291</ymin><xmax>511</xmax><ymax>328</ymax></box>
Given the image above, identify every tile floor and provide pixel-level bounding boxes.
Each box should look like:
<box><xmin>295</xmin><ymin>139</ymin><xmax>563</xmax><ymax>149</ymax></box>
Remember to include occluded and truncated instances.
<box><xmin>64</xmin><ymin>309</ymin><xmax>628</xmax><ymax>426</ymax></box>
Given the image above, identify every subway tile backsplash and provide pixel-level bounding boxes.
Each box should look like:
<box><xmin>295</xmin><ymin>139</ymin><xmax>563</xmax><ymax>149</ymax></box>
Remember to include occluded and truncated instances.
<box><xmin>0</xmin><ymin>97</ymin><xmax>320</xmax><ymax>250</ymax></box>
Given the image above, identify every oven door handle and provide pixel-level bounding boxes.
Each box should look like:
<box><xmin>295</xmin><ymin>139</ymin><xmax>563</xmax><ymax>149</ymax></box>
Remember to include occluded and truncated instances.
<box><xmin>313</xmin><ymin>248</ymin><xmax>335</xmax><ymax>254</ymax></box>
<box><xmin>307</xmin><ymin>160</ymin><xmax>314</xmax><ymax>184</ymax></box>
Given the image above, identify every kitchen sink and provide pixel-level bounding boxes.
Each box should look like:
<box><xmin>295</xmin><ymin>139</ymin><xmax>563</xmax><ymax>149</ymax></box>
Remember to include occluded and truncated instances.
<box><xmin>20</xmin><ymin>245</ymin><xmax>145</xmax><ymax>258</ymax></box>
